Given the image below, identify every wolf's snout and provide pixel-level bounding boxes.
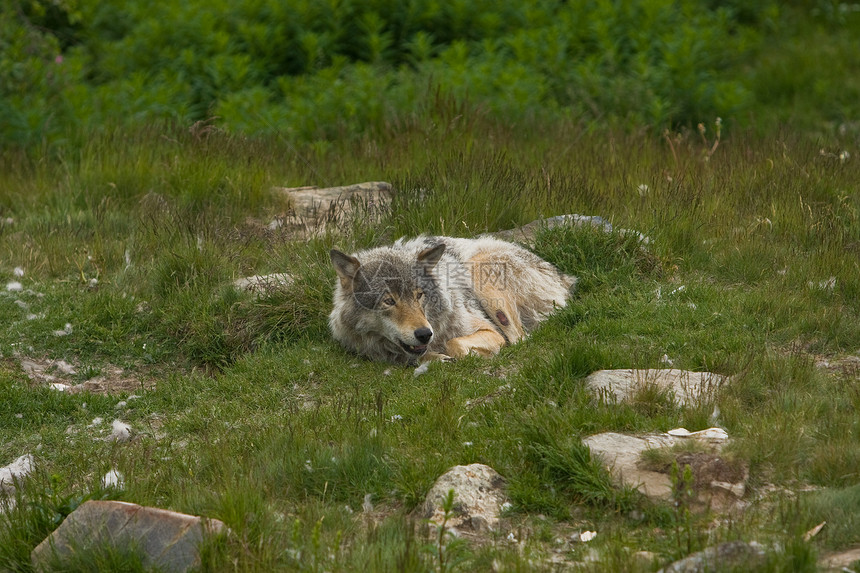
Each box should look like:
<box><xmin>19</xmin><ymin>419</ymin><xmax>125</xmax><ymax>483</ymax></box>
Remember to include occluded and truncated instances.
<box><xmin>414</xmin><ymin>327</ymin><xmax>433</xmax><ymax>344</ymax></box>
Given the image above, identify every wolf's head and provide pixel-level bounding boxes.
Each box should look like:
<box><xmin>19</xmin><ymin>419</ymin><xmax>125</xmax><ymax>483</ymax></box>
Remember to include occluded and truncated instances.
<box><xmin>330</xmin><ymin>243</ymin><xmax>445</xmax><ymax>359</ymax></box>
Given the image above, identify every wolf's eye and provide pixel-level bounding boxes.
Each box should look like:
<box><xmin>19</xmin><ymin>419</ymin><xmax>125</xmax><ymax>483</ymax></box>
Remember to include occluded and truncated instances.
<box><xmin>381</xmin><ymin>296</ymin><xmax>396</xmax><ymax>307</ymax></box>
<box><xmin>416</xmin><ymin>290</ymin><xmax>424</xmax><ymax>301</ymax></box>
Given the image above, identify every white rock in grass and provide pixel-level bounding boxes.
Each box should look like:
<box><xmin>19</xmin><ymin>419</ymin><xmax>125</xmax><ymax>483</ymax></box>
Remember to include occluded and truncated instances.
<box><xmin>13</xmin><ymin>267</ymin><xmax>24</xmax><ymax>277</ymax></box>
<box><xmin>6</xmin><ymin>281</ymin><xmax>22</xmax><ymax>292</ymax></box>
<box><xmin>101</xmin><ymin>469</ymin><xmax>125</xmax><ymax>489</ymax></box>
<box><xmin>49</xmin><ymin>382</ymin><xmax>70</xmax><ymax>392</ymax></box>
<box><xmin>585</xmin><ymin>369</ymin><xmax>727</xmax><ymax>408</ymax></box>
<box><xmin>667</xmin><ymin>427</ymin><xmax>729</xmax><ymax>443</ymax></box>
<box><xmin>233</xmin><ymin>273</ymin><xmax>294</xmax><ymax>296</ymax></box>
<box><xmin>0</xmin><ymin>454</ymin><xmax>35</xmax><ymax>492</ymax></box>
<box><xmin>423</xmin><ymin>464</ymin><xmax>508</xmax><ymax>533</ymax></box>
<box><xmin>109</xmin><ymin>420</ymin><xmax>133</xmax><ymax>442</ymax></box>
<box><xmin>583</xmin><ymin>432</ymin><xmax>676</xmax><ymax>499</ymax></box>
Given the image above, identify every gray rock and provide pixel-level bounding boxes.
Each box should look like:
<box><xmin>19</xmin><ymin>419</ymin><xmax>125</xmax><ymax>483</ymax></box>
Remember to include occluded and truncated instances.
<box><xmin>233</xmin><ymin>273</ymin><xmax>294</xmax><ymax>296</ymax></box>
<box><xmin>271</xmin><ymin>181</ymin><xmax>391</xmax><ymax>234</ymax></box>
<box><xmin>492</xmin><ymin>213</ymin><xmax>649</xmax><ymax>245</ymax></box>
<box><xmin>585</xmin><ymin>369</ymin><xmax>727</xmax><ymax>408</ymax></box>
<box><xmin>423</xmin><ymin>464</ymin><xmax>508</xmax><ymax>533</ymax></box>
<box><xmin>0</xmin><ymin>454</ymin><xmax>34</xmax><ymax>492</ymax></box>
<box><xmin>492</xmin><ymin>214</ymin><xmax>612</xmax><ymax>244</ymax></box>
<box><xmin>819</xmin><ymin>546</ymin><xmax>860</xmax><ymax>570</ymax></box>
<box><xmin>31</xmin><ymin>500</ymin><xmax>225</xmax><ymax>573</ymax></box>
<box><xmin>657</xmin><ymin>541</ymin><xmax>766</xmax><ymax>573</ymax></box>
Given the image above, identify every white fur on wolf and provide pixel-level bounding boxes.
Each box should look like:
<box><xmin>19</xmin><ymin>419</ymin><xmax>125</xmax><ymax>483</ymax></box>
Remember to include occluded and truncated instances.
<box><xmin>329</xmin><ymin>236</ymin><xmax>577</xmax><ymax>364</ymax></box>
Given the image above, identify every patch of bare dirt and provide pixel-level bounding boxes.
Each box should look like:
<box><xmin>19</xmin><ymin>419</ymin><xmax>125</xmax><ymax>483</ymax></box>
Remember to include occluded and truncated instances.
<box><xmin>815</xmin><ymin>354</ymin><xmax>860</xmax><ymax>379</ymax></box>
<box><xmin>640</xmin><ymin>451</ymin><xmax>749</xmax><ymax>513</ymax></box>
<box><xmin>16</xmin><ymin>356</ymin><xmax>154</xmax><ymax>395</ymax></box>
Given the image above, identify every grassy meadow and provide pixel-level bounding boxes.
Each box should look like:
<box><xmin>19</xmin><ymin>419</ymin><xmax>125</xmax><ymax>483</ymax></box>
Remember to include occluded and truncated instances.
<box><xmin>2</xmin><ymin>1</ymin><xmax>860</xmax><ymax>570</ymax></box>
<box><xmin>1</xmin><ymin>117</ymin><xmax>859</xmax><ymax>571</ymax></box>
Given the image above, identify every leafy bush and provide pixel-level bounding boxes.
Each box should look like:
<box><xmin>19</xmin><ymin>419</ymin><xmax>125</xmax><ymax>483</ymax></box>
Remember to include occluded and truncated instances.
<box><xmin>1</xmin><ymin>0</ymin><xmax>802</xmax><ymax>149</ymax></box>
<box><xmin>0</xmin><ymin>0</ymin><xmax>83</xmax><ymax>147</ymax></box>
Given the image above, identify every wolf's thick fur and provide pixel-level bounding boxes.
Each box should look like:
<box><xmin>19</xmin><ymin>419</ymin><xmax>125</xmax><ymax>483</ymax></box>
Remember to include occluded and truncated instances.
<box><xmin>329</xmin><ymin>236</ymin><xmax>576</xmax><ymax>364</ymax></box>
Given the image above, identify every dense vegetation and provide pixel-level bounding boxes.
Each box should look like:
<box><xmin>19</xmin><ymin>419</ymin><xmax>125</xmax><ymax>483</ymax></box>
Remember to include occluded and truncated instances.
<box><xmin>2</xmin><ymin>0</ymin><xmax>860</xmax><ymax>150</ymax></box>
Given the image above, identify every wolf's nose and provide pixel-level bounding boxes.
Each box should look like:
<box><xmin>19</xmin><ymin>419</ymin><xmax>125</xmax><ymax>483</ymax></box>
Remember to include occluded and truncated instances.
<box><xmin>414</xmin><ymin>327</ymin><xmax>433</xmax><ymax>344</ymax></box>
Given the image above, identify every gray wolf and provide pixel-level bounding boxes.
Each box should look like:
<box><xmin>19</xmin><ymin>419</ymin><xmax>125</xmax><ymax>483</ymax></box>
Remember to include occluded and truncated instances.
<box><xmin>329</xmin><ymin>236</ymin><xmax>576</xmax><ymax>364</ymax></box>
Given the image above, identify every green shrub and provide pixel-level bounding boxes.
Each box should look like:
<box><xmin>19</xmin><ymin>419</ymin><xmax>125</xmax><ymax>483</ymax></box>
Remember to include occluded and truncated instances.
<box><xmin>2</xmin><ymin>0</ymin><xmax>813</xmax><ymax>150</ymax></box>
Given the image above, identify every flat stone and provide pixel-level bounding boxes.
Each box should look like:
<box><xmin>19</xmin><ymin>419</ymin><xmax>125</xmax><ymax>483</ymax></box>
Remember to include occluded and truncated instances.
<box><xmin>657</xmin><ymin>541</ymin><xmax>766</xmax><ymax>573</ymax></box>
<box><xmin>271</xmin><ymin>181</ymin><xmax>391</xmax><ymax>235</ymax></box>
<box><xmin>584</xmin><ymin>431</ymin><xmax>746</xmax><ymax>510</ymax></box>
<box><xmin>233</xmin><ymin>273</ymin><xmax>294</xmax><ymax>296</ymax></box>
<box><xmin>423</xmin><ymin>464</ymin><xmax>508</xmax><ymax>533</ymax></box>
<box><xmin>585</xmin><ymin>369</ymin><xmax>727</xmax><ymax>407</ymax></box>
<box><xmin>819</xmin><ymin>546</ymin><xmax>860</xmax><ymax>570</ymax></box>
<box><xmin>492</xmin><ymin>214</ymin><xmax>613</xmax><ymax>244</ymax></box>
<box><xmin>583</xmin><ymin>432</ymin><xmax>677</xmax><ymax>499</ymax></box>
<box><xmin>281</xmin><ymin>181</ymin><xmax>391</xmax><ymax>214</ymax></box>
<box><xmin>492</xmin><ymin>214</ymin><xmax>650</xmax><ymax>245</ymax></box>
<box><xmin>31</xmin><ymin>500</ymin><xmax>225</xmax><ymax>573</ymax></box>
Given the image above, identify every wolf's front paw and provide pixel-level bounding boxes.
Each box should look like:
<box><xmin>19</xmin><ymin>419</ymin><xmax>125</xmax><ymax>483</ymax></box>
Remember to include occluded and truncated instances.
<box><xmin>421</xmin><ymin>352</ymin><xmax>454</xmax><ymax>363</ymax></box>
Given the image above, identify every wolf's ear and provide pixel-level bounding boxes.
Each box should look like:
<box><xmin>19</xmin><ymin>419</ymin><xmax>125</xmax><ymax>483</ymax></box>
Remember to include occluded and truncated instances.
<box><xmin>417</xmin><ymin>243</ymin><xmax>445</xmax><ymax>268</ymax></box>
<box><xmin>330</xmin><ymin>250</ymin><xmax>361</xmax><ymax>281</ymax></box>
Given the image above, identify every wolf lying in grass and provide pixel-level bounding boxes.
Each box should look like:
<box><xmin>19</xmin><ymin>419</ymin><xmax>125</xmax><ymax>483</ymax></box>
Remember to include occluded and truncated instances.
<box><xmin>329</xmin><ymin>236</ymin><xmax>577</xmax><ymax>364</ymax></box>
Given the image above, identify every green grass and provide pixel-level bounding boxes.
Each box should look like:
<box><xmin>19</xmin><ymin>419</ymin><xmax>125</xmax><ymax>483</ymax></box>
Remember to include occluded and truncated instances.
<box><xmin>1</xmin><ymin>118</ymin><xmax>859</xmax><ymax>571</ymax></box>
